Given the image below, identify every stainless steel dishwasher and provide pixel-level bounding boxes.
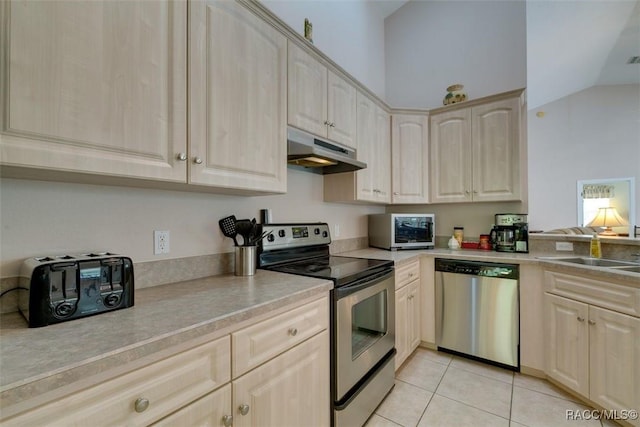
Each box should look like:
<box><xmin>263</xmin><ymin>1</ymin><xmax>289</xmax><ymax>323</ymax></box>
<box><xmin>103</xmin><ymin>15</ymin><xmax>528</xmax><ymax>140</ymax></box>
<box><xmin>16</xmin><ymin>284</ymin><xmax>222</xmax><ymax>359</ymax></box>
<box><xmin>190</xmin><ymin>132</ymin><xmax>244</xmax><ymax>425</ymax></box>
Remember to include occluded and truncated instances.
<box><xmin>435</xmin><ymin>258</ymin><xmax>519</xmax><ymax>370</ymax></box>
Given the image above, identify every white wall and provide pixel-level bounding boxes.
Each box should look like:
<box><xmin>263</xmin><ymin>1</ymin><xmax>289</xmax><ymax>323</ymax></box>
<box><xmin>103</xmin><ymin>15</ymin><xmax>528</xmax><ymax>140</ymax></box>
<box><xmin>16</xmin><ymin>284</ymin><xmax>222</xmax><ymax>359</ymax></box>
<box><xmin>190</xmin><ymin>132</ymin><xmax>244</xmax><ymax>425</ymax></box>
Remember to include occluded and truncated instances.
<box><xmin>260</xmin><ymin>0</ymin><xmax>387</xmax><ymax>99</ymax></box>
<box><xmin>528</xmin><ymin>84</ymin><xmax>640</xmax><ymax>232</ymax></box>
<box><xmin>384</xmin><ymin>0</ymin><xmax>526</xmax><ymax>109</ymax></box>
<box><xmin>0</xmin><ymin>170</ymin><xmax>383</xmax><ymax>277</ymax></box>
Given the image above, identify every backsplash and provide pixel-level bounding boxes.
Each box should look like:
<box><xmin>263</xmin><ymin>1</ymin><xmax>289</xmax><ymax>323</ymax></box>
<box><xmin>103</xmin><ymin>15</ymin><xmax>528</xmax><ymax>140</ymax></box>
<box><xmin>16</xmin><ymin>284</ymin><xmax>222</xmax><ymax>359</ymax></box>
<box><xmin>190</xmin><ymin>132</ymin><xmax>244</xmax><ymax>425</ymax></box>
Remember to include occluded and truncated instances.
<box><xmin>0</xmin><ymin>237</ymin><xmax>369</xmax><ymax>315</ymax></box>
<box><xmin>3</xmin><ymin>236</ymin><xmax>637</xmax><ymax>315</ymax></box>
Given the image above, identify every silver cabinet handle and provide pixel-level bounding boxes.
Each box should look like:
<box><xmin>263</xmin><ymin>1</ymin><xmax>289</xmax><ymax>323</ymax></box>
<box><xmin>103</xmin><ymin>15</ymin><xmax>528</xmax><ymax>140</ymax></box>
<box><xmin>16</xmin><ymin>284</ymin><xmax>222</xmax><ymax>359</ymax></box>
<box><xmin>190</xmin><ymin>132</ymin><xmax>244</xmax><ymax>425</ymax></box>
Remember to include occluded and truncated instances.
<box><xmin>176</xmin><ymin>152</ymin><xmax>187</xmax><ymax>161</ymax></box>
<box><xmin>588</xmin><ymin>320</ymin><xmax>596</xmax><ymax>325</ymax></box>
<box><xmin>393</xmin><ymin>192</ymin><xmax>399</xmax><ymax>195</ymax></box>
<box><xmin>193</xmin><ymin>157</ymin><xmax>203</xmax><ymax>164</ymax></box>
<box><xmin>330</xmin><ymin>122</ymin><xmax>336</xmax><ymax>127</ymax></box>
<box><xmin>473</xmin><ymin>190</ymin><xmax>478</xmax><ymax>194</ymax></box>
<box><xmin>222</xmin><ymin>415</ymin><xmax>233</xmax><ymax>427</ymax></box>
<box><xmin>577</xmin><ymin>316</ymin><xmax>585</xmax><ymax>322</ymax></box>
<box><xmin>408</xmin><ymin>273</ymin><xmax>414</xmax><ymax>277</ymax></box>
<box><xmin>288</xmin><ymin>328</ymin><xmax>298</xmax><ymax>336</ymax></box>
<box><xmin>134</xmin><ymin>397</ymin><xmax>150</xmax><ymax>413</ymax></box>
<box><xmin>239</xmin><ymin>404</ymin><xmax>250</xmax><ymax>416</ymax></box>
<box><xmin>324</xmin><ymin>120</ymin><xmax>330</xmax><ymax>126</ymax></box>
<box><xmin>465</xmin><ymin>190</ymin><xmax>471</xmax><ymax>195</ymax></box>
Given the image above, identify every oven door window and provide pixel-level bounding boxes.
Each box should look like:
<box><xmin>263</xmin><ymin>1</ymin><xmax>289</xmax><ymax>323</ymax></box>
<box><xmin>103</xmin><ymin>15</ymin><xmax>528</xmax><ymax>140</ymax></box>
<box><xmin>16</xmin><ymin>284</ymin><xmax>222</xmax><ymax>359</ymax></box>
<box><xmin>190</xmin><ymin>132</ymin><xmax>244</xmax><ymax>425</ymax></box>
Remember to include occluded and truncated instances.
<box><xmin>395</xmin><ymin>217</ymin><xmax>432</xmax><ymax>243</ymax></box>
<box><xmin>351</xmin><ymin>289</ymin><xmax>387</xmax><ymax>360</ymax></box>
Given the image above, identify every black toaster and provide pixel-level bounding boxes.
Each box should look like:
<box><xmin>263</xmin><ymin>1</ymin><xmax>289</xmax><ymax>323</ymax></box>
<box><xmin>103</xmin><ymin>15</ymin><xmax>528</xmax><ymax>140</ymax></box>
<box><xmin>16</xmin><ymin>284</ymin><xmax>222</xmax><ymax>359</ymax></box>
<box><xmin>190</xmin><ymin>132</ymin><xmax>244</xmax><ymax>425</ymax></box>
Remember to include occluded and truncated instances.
<box><xmin>18</xmin><ymin>253</ymin><xmax>134</xmax><ymax>327</ymax></box>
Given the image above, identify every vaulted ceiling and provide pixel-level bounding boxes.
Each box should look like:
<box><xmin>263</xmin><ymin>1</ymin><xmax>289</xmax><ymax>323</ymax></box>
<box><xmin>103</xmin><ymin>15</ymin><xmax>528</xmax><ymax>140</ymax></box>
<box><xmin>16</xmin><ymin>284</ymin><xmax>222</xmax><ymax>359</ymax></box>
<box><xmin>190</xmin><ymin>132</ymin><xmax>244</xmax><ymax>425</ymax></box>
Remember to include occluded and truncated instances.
<box><xmin>527</xmin><ymin>0</ymin><xmax>640</xmax><ymax>109</ymax></box>
<box><xmin>378</xmin><ymin>0</ymin><xmax>640</xmax><ymax>109</ymax></box>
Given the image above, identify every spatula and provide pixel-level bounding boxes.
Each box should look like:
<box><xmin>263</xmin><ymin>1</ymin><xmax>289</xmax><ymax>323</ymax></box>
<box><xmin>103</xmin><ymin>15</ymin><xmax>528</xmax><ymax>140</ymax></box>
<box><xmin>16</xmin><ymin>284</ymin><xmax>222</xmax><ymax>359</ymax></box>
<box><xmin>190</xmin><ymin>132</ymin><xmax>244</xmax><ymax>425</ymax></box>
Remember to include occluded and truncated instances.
<box><xmin>218</xmin><ymin>215</ymin><xmax>239</xmax><ymax>246</ymax></box>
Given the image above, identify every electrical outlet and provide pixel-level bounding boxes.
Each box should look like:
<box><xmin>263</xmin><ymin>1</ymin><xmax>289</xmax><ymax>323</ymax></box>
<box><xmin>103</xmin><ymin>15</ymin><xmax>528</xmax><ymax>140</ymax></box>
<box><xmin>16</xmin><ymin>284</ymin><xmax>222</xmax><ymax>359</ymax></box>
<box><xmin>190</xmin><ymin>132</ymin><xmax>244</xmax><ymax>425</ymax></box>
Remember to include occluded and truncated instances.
<box><xmin>334</xmin><ymin>224</ymin><xmax>340</xmax><ymax>238</ymax></box>
<box><xmin>154</xmin><ymin>230</ymin><xmax>170</xmax><ymax>254</ymax></box>
<box><xmin>555</xmin><ymin>241</ymin><xmax>574</xmax><ymax>251</ymax></box>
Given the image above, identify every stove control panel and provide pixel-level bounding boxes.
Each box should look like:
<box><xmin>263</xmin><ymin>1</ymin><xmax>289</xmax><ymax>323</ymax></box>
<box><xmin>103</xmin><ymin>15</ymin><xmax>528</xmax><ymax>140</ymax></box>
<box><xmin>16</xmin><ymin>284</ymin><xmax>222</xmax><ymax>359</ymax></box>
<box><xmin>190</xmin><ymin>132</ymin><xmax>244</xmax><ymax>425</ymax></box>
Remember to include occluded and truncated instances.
<box><xmin>260</xmin><ymin>223</ymin><xmax>331</xmax><ymax>251</ymax></box>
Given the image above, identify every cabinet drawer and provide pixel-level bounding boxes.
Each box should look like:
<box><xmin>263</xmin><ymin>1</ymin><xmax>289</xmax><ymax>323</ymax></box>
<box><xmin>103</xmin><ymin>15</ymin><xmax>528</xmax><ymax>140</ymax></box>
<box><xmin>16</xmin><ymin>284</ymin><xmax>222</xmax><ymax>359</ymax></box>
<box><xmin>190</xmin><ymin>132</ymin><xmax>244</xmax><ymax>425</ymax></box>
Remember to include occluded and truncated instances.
<box><xmin>2</xmin><ymin>336</ymin><xmax>231</xmax><ymax>427</ymax></box>
<box><xmin>396</xmin><ymin>260</ymin><xmax>420</xmax><ymax>289</ymax></box>
<box><xmin>232</xmin><ymin>296</ymin><xmax>328</xmax><ymax>378</ymax></box>
<box><xmin>545</xmin><ymin>271</ymin><xmax>640</xmax><ymax>317</ymax></box>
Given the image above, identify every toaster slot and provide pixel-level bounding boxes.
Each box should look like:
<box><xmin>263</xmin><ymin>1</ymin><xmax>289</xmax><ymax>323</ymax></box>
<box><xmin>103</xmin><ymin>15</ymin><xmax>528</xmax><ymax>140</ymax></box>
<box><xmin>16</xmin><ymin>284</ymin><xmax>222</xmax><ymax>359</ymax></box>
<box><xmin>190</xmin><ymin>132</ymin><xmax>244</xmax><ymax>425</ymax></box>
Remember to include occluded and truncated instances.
<box><xmin>99</xmin><ymin>259</ymin><xmax>124</xmax><ymax>292</ymax></box>
<box><xmin>49</xmin><ymin>264</ymin><xmax>78</xmax><ymax>303</ymax></box>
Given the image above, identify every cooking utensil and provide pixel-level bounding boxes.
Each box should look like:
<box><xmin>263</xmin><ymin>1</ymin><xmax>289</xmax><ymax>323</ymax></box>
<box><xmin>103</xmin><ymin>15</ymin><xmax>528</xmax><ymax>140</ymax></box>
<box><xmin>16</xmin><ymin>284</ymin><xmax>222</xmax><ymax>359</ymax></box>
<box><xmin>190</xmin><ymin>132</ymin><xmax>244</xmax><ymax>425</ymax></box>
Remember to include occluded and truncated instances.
<box><xmin>218</xmin><ymin>215</ymin><xmax>239</xmax><ymax>246</ymax></box>
<box><xmin>249</xmin><ymin>230</ymin><xmax>273</xmax><ymax>245</ymax></box>
<box><xmin>235</xmin><ymin>219</ymin><xmax>254</xmax><ymax>246</ymax></box>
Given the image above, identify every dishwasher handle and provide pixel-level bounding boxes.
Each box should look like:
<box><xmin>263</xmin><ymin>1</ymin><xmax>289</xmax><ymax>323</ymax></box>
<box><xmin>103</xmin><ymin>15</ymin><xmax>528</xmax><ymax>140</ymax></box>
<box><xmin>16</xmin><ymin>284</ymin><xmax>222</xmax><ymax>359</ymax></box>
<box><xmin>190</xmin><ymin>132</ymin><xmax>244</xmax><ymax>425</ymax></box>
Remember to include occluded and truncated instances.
<box><xmin>435</xmin><ymin>258</ymin><xmax>518</xmax><ymax>280</ymax></box>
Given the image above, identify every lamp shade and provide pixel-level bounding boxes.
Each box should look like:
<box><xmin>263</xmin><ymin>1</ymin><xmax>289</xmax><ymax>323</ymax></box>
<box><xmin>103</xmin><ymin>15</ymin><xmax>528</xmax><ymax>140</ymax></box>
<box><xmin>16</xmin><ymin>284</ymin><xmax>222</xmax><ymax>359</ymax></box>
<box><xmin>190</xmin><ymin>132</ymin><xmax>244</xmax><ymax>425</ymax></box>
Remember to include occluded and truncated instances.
<box><xmin>586</xmin><ymin>207</ymin><xmax>629</xmax><ymax>236</ymax></box>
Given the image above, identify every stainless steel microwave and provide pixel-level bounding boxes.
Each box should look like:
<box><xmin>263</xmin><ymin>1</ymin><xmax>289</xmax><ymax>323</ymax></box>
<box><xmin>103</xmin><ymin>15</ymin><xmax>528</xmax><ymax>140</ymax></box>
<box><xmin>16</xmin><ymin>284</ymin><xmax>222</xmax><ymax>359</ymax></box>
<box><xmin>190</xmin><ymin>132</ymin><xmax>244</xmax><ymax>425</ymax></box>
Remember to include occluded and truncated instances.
<box><xmin>368</xmin><ymin>213</ymin><xmax>435</xmax><ymax>250</ymax></box>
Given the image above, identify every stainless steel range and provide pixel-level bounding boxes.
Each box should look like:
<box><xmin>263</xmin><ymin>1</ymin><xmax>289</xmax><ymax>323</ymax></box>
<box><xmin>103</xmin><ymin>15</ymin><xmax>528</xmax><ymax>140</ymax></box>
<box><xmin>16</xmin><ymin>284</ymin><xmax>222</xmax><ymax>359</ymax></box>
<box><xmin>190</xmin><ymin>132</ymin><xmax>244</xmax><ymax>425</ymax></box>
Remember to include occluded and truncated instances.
<box><xmin>258</xmin><ymin>223</ymin><xmax>395</xmax><ymax>427</ymax></box>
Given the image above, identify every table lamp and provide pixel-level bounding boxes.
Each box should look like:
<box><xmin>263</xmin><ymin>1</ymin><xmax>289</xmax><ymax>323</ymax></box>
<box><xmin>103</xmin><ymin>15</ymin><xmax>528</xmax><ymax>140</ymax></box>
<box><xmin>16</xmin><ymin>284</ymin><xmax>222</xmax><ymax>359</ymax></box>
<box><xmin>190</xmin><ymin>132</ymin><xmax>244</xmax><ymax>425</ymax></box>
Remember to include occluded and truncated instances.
<box><xmin>586</xmin><ymin>207</ymin><xmax>629</xmax><ymax>236</ymax></box>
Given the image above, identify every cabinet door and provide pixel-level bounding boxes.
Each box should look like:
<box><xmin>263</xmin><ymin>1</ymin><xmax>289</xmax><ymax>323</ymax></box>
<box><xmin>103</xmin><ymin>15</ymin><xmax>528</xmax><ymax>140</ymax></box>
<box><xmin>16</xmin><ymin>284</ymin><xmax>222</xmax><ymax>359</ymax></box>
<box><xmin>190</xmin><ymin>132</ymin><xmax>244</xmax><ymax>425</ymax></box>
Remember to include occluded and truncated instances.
<box><xmin>589</xmin><ymin>306</ymin><xmax>640</xmax><ymax>421</ymax></box>
<box><xmin>189</xmin><ymin>0</ymin><xmax>287</xmax><ymax>192</ymax></box>
<box><xmin>232</xmin><ymin>331</ymin><xmax>329</xmax><ymax>427</ymax></box>
<box><xmin>408</xmin><ymin>279</ymin><xmax>421</xmax><ymax>353</ymax></box>
<box><xmin>373</xmin><ymin>105</ymin><xmax>392</xmax><ymax>203</ymax></box>
<box><xmin>288</xmin><ymin>42</ymin><xmax>328</xmax><ymax>137</ymax></box>
<box><xmin>395</xmin><ymin>285</ymin><xmax>409</xmax><ymax>371</ymax></box>
<box><xmin>391</xmin><ymin>114</ymin><xmax>429</xmax><ymax>204</ymax></box>
<box><xmin>355</xmin><ymin>92</ymin><xmax>376</xmax><ymax>202</ymax></box>
<box><xmin>544</xmin><ymin>293</ymin><xmax>589</xmax><ymax>397</ymax></box>
<box><xmin>152</xmin><ymin>384</ymin><xmax>232</xmax><ymax>427</ymax></box>
<box><xmin>471</xmin><ymin>97</ymin><xmax>521</xmax><ymax>201</ymax></box>
<box><xmin>429</xmin><ymin>109</ymin><xmax>472</xmax><ymax>203</ymax></box>
<box><xmin>327</xmin><ymin>71</ymin><xmax>357</xmax><ymax>149</ymax></box>
<box><xmin>0</xmin><ymin>1</ymin><xmax>187</xmax><ymax>182</ymax></box>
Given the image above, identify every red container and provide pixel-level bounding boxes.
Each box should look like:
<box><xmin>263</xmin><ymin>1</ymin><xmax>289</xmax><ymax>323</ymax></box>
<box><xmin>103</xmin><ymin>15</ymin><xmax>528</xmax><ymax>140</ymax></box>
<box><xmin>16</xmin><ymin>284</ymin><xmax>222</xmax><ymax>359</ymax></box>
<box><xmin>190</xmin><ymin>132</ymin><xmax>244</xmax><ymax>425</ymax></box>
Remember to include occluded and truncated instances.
<box><xmin>478</xmin><ymin>234</ymin><xmax>492</xmax><ymax>250</ymax></box>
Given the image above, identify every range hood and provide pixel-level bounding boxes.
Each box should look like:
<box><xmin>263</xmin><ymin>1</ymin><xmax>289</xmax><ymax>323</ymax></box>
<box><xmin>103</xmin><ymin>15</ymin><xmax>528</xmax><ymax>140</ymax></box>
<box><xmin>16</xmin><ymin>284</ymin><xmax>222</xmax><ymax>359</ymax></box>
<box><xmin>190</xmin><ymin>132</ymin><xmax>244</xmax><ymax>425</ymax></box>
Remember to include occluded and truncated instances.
<box><xmin>287</xmin><ymin>127</ymin><xmax>366</xmax><ymax>174</ymax></box>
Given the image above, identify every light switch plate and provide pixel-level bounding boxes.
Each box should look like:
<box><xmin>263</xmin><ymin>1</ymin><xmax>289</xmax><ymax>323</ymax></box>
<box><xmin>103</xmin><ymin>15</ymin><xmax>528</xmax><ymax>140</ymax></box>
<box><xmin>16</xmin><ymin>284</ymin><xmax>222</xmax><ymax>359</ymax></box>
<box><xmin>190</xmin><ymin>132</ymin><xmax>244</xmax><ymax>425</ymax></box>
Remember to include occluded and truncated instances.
<box><xmin>555</xmin><ymin>241</ymin><xmax>574</xmax><ymax>251</ymax></box>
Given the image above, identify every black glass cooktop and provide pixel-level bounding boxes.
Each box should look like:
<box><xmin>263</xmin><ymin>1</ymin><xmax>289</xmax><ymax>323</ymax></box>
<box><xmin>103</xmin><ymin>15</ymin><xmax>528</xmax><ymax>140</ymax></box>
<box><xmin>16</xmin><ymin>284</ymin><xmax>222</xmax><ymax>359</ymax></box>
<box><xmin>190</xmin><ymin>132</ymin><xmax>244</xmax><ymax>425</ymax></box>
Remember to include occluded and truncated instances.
<box><xmin>267</xmin><ymin>256</ymin><xmax>393</xmax><ymax>287</ymax></box>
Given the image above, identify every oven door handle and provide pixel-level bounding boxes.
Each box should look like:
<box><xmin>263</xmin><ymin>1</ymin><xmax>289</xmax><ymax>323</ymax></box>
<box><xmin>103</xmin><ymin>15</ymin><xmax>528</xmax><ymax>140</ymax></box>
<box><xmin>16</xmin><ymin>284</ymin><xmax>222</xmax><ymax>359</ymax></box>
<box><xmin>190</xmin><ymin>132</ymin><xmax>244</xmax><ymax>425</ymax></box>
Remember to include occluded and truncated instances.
<box><xmin>335</xmin><ymin>268</ymin><xmax>394</xmax><ymax>299</ymax></box>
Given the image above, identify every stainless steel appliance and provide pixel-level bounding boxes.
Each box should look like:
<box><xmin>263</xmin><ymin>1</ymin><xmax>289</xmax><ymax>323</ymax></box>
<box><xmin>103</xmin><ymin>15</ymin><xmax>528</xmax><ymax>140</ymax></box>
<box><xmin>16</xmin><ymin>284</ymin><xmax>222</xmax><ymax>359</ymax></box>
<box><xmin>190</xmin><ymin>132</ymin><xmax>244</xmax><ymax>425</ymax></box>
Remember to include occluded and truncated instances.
<box><xmin>258</xmin><ymin>223</ymin><xmax>395</xmax><ymax>427</ymax></box>
<box><xmin>287</xmin><ymin>127</ymin><xmax>367</xmax><ymax>174</ymax></box>
<box><xmin>435</xmin><ymin>258</ymin><xmax>519</xmax><ymax>370</ymax></box>
<box><xmin>368</xmin><ymin>213</ymin><xmax>435</xmax><ymax>250</ymax></box>
<box><xmin>490</xmin><ymin>213</ymin><xmax>529</xmax><ymax>253</ymax></box>
<box><xmin>18</xmin><ymin>252</ymin><xmax>134</xmax><ymax>328</ymax></box>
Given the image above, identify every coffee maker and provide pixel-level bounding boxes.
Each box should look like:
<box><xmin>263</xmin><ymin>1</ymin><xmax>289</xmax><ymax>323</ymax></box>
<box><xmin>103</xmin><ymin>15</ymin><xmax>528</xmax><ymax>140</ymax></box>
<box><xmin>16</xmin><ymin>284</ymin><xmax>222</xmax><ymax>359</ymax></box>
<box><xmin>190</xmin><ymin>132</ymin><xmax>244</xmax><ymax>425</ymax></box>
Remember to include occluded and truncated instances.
<box><xmin>490</xmin><ymin>213</ymin><xmax>529</xmax><ymax>253</ymax></box>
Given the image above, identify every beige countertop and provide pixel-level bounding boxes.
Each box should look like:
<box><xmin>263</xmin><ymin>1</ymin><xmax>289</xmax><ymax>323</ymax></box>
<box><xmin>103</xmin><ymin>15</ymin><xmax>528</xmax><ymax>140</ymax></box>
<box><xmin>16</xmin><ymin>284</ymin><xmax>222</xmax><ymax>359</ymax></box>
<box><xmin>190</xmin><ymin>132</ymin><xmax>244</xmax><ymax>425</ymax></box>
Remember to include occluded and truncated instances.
<box><xmin>341</xmin><ymin>248</ymin><xmax>640</xmax><ymax>287</ymax></box>
<box><xmin>1</xmin><ymin>247</ymin><xmax>637</xmax><ymax>411</ymax></box>
<box><xmin>0</xmin><ymin>270</ymin><xmax>332</xmax><ymax>408</ymax></box>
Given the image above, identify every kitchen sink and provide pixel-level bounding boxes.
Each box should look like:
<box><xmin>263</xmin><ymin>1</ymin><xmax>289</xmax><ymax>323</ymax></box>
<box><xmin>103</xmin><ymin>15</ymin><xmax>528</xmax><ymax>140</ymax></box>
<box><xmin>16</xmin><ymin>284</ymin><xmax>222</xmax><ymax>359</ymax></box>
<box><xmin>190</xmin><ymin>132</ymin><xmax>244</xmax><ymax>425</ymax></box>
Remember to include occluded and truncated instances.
<box><xmin>541</xmin><ymin>257</ymin><xmax>640</xmax><ymax>267</ymax></box>
<box><xmin>609</xmin><ymin>265</ymin><xmax>640</xmax><ymax>273</ymax></box>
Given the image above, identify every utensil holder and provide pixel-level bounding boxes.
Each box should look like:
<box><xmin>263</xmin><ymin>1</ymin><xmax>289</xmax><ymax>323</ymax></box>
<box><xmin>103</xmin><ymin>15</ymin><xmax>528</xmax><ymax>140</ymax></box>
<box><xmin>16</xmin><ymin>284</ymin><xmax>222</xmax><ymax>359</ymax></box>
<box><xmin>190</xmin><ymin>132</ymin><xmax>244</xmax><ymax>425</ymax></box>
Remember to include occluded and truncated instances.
<box><xmin>235</xmin><ymin>246</ymin><xmax>257</xmax><ymax>276</ymax></box>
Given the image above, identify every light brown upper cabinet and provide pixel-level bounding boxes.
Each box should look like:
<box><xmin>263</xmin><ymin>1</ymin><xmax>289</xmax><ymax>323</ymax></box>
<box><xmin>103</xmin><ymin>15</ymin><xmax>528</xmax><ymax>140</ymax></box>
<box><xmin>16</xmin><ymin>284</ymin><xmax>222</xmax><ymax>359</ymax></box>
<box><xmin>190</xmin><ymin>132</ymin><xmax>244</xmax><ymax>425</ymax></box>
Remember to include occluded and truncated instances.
<box><xmin>430</xmin><ymin>91</ymin><xmax>524</xmax><ymax>203</ymax></box>
<box><xmin>391</xmin><ymin>114</ymin><xmax>430</xmax><ymax>204</ymax></box>
<box><xmin>288</xmin><ymin>42</ymin><xmax>357</xmax><ymax>149</ymax></box>
<box><xmin>324</xmin><ymin>92</ymin><xmax>391</xmax><ymax>204</ymax></box>
<box><xmin>0</xmin><ymin>1</ymin><xmax>188</xmax><ymax>182</ymax></box>
<box><xmin>1</xmin><ymin>0</ymin><xmax>287</xmax><ymax>194</ymax></box>
<box><xmin>189</xmin><ymin>0</ymin><xmax>287</xmax><ymax>193</ymax></box>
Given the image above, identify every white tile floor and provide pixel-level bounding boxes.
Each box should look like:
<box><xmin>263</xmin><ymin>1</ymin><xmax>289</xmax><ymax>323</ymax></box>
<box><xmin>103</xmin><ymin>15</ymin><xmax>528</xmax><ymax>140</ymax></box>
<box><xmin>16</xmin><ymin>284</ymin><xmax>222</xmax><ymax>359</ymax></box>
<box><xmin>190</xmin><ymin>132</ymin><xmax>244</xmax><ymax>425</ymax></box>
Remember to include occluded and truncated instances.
<box><xmin>365</xmin><ymin>348</ymin><xmax>619</xmax><ymax>427</ymax></box>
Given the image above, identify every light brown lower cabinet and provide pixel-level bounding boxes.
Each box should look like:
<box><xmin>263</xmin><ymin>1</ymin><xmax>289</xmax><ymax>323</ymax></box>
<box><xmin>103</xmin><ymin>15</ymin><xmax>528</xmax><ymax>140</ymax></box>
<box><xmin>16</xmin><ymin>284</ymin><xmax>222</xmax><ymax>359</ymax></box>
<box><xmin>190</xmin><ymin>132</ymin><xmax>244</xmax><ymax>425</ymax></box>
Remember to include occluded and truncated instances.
<box><xmin>155</xmin><ymin>331</ymin><xmax>329</xmax><ymax>427</ymax></box>
<box><xmin>544</xmin><ymin>271</ymin><xmax>640</xmax><ymax>427</ymax></box>
<box><xmin>1</xmin><ymin>296</ymin><xmax>330</xmax><ymax>427</ymax></box>
<box><xmin>395</xmin><ymin>261</ymin><xmax>421</xmax><ymax>370</ymax></box>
